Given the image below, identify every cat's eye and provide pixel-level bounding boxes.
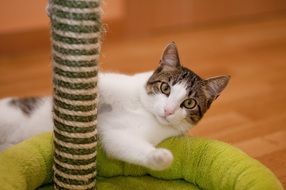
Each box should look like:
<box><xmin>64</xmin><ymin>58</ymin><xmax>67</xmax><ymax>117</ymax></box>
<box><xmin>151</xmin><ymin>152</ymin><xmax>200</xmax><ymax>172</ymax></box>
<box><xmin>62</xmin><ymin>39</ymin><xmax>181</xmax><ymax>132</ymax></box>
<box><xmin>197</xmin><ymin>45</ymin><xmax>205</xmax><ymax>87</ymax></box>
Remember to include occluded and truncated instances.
<box><xmin>182</xmin><ymin>98</ymin><xmax>197</xmax><ymax>109</ymax></box>
<box><xmin>160</xmin><ymin>82</ymin><xmax>171</xmax><ymax>96</ymax></box>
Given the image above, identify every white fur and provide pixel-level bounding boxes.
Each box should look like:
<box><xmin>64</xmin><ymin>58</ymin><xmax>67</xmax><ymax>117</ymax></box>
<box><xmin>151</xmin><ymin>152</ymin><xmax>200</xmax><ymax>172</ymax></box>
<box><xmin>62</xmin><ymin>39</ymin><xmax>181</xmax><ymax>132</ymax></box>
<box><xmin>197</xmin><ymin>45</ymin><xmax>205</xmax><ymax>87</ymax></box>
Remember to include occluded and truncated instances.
<box><xmin>0</xmin><ymin>97</ymin><xmax>53</xmax><ymax>150</ymax></box>
<box><xmin>0</xmin><ymin>72</ymin><xmax>194</xmax><ymax>170</ymax></box>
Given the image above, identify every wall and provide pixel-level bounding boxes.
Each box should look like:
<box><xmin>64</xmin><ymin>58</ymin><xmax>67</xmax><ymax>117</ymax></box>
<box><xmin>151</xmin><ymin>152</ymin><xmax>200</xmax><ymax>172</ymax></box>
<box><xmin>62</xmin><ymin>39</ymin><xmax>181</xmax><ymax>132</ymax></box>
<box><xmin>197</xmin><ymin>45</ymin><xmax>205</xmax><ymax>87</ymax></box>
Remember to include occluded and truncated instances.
<box><xmin>1</xmin><ymin>0</ymin><xmax>286</xmax><ymax>54</ymax></box>
<box><xmin>123</xmin><ymin>0</ymin><xmax>286</xmax><ymax>37</ymax></box>
<box><xmin>0</xmin><ymin>0</ymin><xmax>124</xmax><ymax>34</ymax></box>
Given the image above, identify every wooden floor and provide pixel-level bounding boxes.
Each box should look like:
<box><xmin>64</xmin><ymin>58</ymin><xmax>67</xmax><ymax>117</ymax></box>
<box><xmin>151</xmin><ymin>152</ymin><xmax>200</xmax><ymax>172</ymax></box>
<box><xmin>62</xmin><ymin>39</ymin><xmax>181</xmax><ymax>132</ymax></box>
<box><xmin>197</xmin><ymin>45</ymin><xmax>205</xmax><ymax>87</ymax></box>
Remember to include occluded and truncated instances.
<box><xmin>0</xmin><ymin>14</ymin><xmax>286</xmax><ymax>187</ymax></box>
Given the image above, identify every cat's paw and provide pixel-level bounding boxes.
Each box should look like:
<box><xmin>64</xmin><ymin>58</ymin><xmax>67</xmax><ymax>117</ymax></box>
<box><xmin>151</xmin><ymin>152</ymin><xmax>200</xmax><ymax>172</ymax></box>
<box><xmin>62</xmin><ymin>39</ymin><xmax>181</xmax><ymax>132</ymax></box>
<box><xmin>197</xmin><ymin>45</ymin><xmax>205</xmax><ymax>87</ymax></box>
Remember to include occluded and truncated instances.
<box><xmin>146</xmin><ymin>148</ymin><xmax>173</xmax><ymax>170</ymax></box>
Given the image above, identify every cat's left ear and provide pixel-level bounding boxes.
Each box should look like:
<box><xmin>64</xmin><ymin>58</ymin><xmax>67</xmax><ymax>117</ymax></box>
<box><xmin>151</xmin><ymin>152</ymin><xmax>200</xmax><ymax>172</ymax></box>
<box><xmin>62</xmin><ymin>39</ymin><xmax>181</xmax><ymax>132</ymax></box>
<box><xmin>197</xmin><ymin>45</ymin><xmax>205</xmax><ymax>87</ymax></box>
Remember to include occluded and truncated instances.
<box><xmin>160</xmin><ymin>42</ymin><xmax>181</xmax><ymax>68</ymax></box>
<box><xmin>204</xmin><ymin>75</ymin><xmax>231</xmax><ymax>99</ymax></box>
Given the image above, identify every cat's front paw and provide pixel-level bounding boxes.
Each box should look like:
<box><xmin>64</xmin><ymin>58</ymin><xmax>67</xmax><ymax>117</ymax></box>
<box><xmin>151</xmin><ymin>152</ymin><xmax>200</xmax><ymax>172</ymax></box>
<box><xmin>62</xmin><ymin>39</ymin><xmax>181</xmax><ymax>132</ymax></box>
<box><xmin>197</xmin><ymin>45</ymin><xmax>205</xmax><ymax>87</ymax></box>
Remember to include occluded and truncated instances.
<box><xmin>146</xmin><ymin>148</ymin><xmax>173</xmax><ymax>170</ymax></box>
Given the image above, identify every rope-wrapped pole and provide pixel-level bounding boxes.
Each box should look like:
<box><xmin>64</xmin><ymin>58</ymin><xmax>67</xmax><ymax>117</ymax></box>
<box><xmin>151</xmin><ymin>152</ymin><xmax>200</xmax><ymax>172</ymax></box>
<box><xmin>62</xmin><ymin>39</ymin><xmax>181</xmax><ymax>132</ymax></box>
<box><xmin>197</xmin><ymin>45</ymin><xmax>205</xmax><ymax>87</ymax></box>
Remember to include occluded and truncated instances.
<box><xmin>48</xmin><ymin>0</ymin><xmax>101</xmax><ymax>189</ymax></box>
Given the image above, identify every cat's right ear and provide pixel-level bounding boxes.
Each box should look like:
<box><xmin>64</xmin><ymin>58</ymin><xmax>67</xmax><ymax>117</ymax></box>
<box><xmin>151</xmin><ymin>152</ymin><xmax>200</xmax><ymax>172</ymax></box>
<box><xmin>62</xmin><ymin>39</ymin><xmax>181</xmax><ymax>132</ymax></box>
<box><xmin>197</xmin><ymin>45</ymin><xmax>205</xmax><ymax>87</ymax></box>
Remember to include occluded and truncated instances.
<box><xmin>160</xmin><ymin>42</ymin><xmax>181</xmax><ymax>68</ymax></box>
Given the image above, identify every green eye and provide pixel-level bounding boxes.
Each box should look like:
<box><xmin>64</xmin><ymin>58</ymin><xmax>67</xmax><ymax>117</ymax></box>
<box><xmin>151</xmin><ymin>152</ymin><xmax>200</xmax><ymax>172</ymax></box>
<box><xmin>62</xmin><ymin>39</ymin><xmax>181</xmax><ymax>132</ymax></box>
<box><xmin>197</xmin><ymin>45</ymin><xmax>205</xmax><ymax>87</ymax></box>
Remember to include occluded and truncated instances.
<box><xmin>160</xmin><ymin>82</ymin><xmax>171</xmax><ymax>96</ymax></box>
<box><xmin>182</xmin><ymin>98</ymin><xmax>197</xmax><ymax>109</ymax></box>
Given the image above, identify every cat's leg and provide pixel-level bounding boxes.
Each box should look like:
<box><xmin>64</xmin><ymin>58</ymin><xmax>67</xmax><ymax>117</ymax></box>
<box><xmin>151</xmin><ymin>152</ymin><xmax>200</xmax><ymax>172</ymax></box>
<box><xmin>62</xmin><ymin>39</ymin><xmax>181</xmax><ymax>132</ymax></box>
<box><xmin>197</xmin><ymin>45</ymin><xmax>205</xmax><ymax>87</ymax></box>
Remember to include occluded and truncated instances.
<box><xmin>146</xmin><ymin>147</ymin><xmax>174</xmax><ymax>170</ymax></box>
<box><xmin>100</xmin><ymin>129</ymin><xmax>173</xmax><ymax>170</ymax></box>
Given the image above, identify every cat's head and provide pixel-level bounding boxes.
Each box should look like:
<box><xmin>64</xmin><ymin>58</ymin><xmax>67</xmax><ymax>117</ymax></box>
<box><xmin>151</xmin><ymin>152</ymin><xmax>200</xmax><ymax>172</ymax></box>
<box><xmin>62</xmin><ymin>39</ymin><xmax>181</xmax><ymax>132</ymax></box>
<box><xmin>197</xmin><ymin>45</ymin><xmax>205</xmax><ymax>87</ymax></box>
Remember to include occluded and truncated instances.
<box><xmin>145</xmin><ymin>42</ymin><xmax>230</xmax><ymax>129</ymax></box>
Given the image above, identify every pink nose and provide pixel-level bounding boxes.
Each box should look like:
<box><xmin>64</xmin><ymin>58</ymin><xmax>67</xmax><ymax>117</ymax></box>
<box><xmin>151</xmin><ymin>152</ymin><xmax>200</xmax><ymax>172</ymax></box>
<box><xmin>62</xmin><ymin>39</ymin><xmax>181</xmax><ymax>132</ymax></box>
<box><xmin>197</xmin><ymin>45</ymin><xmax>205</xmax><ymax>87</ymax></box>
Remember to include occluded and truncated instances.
<box><xmin>164</xmin><ymin>107</ymin><xmax>174</xmax><ymax>117</ymax></box>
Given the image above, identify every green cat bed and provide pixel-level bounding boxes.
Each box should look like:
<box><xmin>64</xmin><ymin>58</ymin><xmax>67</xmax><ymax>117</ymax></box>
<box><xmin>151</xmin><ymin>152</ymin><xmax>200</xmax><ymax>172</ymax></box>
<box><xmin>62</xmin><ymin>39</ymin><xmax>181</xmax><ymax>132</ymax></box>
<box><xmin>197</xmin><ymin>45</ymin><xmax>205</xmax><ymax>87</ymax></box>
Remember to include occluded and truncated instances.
<box><xmin>0</xmin><ymin>133</ymin><xmax>283</xmax><ymax>190</ymax></box>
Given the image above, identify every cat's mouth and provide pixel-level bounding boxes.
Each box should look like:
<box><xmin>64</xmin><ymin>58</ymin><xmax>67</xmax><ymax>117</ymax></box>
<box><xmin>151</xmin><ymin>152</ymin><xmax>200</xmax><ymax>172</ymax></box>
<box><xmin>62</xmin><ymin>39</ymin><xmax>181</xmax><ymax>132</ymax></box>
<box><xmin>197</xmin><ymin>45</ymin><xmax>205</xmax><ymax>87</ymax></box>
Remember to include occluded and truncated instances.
<box><xmin>156</xmin><ymin>114</ymin><xmax>184</xmax><ymax>127</ymax></box>
<box><xmin>156</xmin><ymin>115</ymin><xmax>170</xmax><ymax>125</ymax></box>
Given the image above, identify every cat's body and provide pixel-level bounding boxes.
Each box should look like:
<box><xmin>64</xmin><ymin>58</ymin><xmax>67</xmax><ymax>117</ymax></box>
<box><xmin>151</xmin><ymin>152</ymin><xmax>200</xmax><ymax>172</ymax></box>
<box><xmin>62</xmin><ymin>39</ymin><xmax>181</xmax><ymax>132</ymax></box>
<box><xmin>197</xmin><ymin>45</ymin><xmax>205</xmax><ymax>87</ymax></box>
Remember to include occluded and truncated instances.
<box><xmin>0</xmin><ymin>72</ymin><xmax>182</xmax><ymax>169</ymax></box>
<box><xmin>0</xmin><ymin>43</ymin><xmax>230</xmax><ymax>170</ymax></box>
<box><xmin>0</xmin><ymin>97</ymin><xmax>53</xmax><ymax>150</ymax></box>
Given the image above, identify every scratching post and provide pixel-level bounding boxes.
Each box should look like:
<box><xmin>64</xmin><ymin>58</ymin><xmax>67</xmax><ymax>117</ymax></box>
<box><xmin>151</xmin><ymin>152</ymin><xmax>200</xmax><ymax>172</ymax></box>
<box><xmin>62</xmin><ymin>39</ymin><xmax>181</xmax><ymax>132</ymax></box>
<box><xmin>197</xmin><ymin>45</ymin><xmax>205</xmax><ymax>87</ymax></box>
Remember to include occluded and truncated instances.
<box><xmin>49</xmin><ymin>0</ymin><xmax>101</xmax><ymax>189</ymax></box>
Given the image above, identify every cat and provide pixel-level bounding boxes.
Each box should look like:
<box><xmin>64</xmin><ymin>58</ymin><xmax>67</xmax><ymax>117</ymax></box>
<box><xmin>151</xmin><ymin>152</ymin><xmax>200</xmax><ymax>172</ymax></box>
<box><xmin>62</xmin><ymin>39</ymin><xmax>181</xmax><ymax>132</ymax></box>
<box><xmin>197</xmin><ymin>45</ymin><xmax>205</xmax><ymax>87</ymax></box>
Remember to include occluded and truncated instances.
<box><xmin>0</xmin><ymin>42</ymin><xmax>230</xmax><ymax>170</ymax></box>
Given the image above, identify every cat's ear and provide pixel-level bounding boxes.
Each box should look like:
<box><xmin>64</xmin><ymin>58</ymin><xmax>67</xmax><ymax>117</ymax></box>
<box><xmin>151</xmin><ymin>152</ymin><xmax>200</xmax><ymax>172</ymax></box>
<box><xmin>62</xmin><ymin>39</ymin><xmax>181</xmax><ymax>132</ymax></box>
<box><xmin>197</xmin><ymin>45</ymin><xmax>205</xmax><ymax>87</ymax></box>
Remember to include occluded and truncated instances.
<box><xmin>160</xmin><ymin>42</ymin><xmax>181</xmax><ymax>68</ymax></box>
<box><xmin>204</xmin><ymin>75</ymin><xmax>230</xmax><ymax>99</ymax></box>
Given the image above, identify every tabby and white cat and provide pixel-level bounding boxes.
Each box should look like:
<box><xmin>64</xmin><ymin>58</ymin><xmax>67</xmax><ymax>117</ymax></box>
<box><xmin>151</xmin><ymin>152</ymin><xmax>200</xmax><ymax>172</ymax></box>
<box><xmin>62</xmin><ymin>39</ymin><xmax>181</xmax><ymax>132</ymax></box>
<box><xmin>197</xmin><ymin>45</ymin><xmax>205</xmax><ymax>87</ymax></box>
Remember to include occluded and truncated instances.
<box><xmin>0</xmin><ymin>43</ymin><xmax>230</xmax><ymax>170</ymax></box>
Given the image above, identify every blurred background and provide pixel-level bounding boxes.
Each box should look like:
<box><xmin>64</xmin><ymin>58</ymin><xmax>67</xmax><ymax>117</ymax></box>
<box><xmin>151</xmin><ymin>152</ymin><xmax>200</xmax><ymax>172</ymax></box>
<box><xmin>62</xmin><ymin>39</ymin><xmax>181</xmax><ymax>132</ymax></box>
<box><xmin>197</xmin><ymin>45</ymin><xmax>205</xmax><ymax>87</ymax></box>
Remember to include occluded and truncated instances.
<box><xmin>0</xmin><ymin>0</ymin><xmax>286</xmax><ymax>187</ymax></box>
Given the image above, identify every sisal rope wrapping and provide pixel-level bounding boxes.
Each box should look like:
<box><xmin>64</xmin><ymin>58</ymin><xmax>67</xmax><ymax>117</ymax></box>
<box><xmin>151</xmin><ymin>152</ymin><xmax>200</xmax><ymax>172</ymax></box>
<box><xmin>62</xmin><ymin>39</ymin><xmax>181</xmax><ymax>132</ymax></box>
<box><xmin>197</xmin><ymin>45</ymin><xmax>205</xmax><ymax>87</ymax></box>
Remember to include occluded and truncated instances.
<box><xmin>49</xmin><ymin>0</ymin><xmax>101</xmax><ymax>189</ymax></box>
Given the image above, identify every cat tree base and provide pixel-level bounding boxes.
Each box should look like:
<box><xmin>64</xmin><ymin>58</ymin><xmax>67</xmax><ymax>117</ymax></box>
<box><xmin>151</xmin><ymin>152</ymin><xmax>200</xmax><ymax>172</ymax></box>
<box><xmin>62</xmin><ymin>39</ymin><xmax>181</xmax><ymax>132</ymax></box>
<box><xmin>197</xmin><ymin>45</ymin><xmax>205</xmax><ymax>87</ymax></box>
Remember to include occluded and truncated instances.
<box><xmin>0</xmin><ymin>133</ymin><xmax>283</xmax><ymax>190</ymax></box>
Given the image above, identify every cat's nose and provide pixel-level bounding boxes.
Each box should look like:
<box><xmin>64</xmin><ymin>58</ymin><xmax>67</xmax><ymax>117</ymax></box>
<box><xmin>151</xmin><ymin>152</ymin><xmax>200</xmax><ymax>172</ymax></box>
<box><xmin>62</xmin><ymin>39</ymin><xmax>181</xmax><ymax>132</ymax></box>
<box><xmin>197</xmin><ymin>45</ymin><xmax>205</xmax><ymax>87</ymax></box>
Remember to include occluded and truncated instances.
<box><xmin>164</xmin><ymin>107</ymin><xmax>174</xmax><ymax>117</ymax></box>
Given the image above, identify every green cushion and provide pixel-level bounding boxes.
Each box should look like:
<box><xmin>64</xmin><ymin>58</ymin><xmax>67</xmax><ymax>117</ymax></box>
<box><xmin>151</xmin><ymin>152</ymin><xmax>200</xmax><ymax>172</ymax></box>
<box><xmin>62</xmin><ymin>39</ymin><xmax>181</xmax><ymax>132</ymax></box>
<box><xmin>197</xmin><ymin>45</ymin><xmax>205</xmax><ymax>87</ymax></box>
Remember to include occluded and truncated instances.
<box><xmin>0</xmin><ymin>133</ymin><xmax>283</xmax><ymax>190</ymax></box>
